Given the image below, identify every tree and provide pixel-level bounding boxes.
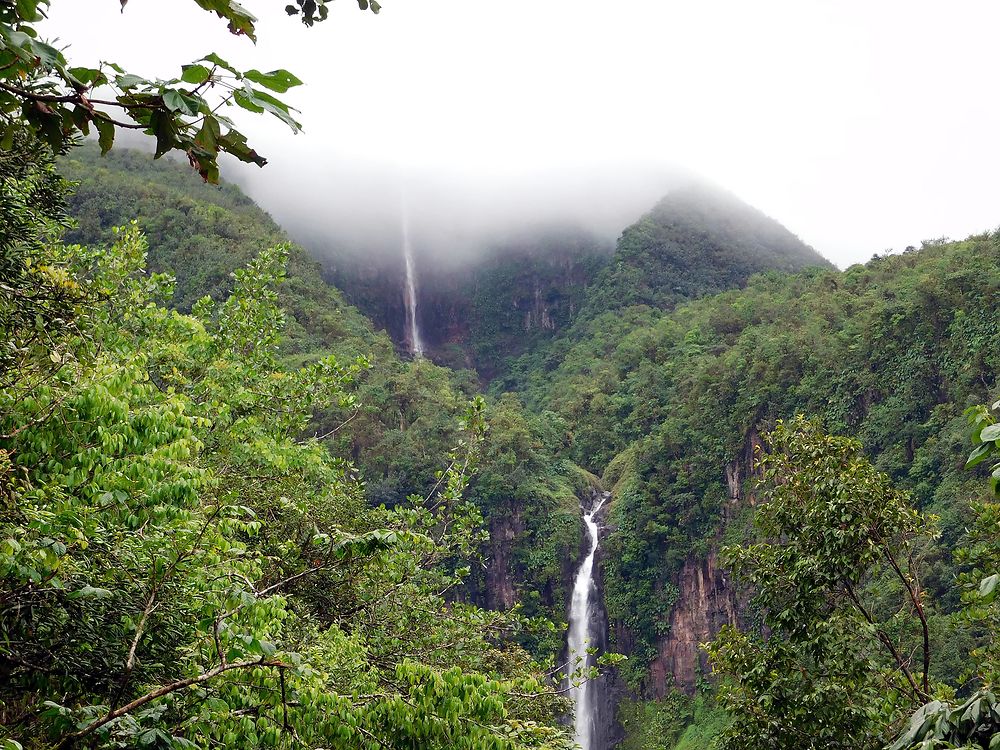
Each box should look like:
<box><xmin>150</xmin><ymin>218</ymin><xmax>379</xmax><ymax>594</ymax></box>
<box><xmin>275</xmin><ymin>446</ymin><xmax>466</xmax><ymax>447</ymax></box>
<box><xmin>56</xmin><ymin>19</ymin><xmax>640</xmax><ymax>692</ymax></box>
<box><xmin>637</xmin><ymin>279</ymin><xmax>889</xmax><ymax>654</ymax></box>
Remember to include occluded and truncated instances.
<box><xmin>0</xmin><ymin>207</ymin><xmax>570</xmax><ymax>747</ymax></box>
<box><xmin>0</xmin><ymin>132</ymin><xmax>76</xmax><ymax>387</ymax></box>
<box><xmin>706</xmin><ymin>416</ymin><xmax>939</xmax><ymax>750</ymax></box>
<box><xmin>0</xmin><ymin>0</ymin><xmax>378</xmax><ymax>181</ymax></box>
<box><xmin>966</xmin><ymin>400</ymin><xmax>1000</xmax><ymax>501</ymax></box>
<box><xmin>886</xmin><ymin>400</ymin><xmax>1000</xmax><ymax>750</ymax></box>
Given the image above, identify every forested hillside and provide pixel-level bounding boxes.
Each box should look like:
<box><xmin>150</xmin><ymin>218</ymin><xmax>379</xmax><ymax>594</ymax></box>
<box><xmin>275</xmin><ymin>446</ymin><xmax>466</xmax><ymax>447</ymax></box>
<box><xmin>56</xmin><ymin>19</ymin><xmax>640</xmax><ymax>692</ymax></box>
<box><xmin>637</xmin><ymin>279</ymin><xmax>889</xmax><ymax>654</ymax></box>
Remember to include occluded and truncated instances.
<box><xmin>5</xmin><ymin>141</ymin><xmax>1000</xmax><ymax>750</ymax></box>
<box><xmin>58</xmin><ymin>147</ymin><xmax>604</xmax><ymax>639</ymax></box>
<box><xmin>58</xmin><ymin>147</ymin><xmax>380</xmax><ymax>361</ymax></box>
<box><xmin>6</xmin><ymin>2</ymin><xmax>1000</xmax><ymax>750</ymax></box>
<box><xmin>324</xmin><ymin>226</ymin><xmax>612</xmax><ymax>377</ymax></box>
<box><xmin>322</xmin><ymin>182</ymin><xmax>828</xmax><ymax>381</ymax></box>
<box><xmin>2</xmin><ymin>140</ymin><xmax>603</xmax><ymax>748</ymax></box>
<box><xmin>579</xmin><ymin>184</ymin><xmax>831</xmax><ymax>318</ymax></box>
<box><xmin>505</xmin><ymin>234</ymin><xmax>1000</xmax><ymax>746</ymax></box>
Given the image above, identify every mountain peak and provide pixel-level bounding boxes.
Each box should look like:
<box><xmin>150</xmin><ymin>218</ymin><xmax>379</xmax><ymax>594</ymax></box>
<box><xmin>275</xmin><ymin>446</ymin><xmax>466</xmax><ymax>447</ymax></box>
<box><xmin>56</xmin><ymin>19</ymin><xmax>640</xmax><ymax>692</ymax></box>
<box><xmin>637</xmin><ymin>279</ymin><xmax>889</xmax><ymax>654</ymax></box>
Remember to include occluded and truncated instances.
<box><xmin>583</xmin><ymin>183</ymin><xmax>831</xmax><ymax>315</ymax></box>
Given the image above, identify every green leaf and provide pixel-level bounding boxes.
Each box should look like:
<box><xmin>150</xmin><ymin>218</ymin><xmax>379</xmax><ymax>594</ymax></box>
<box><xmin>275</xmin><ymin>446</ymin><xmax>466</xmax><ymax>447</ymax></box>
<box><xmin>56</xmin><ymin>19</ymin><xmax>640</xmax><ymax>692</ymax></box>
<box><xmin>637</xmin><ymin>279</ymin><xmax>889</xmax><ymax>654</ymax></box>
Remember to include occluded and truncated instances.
<box><xmin>147</xmin><ymin>109</ymin><xmax>179</xmax><ymax>159</ymax></box>
<box><xmin>201</xmin><ymin>52</ymin><xmax>239</xmax><ymax>77</ymax></box>
<box><xmin>68</xmin><ymin>585</ymin><xmax>113</xmax><ymax>599</ymax></box>
<box><xmin>217</xmin><ymin>129</ymin><xmax>266</xmax><ymax>167</ymax></box>
<box><xmin>66</xmin><ymin>66</ymin><xmax>107</xmax><ymax>87</ymax></box>
<box><xmin>190</xmin><ymin>0</ymin><xmax>258</xmax><ymax>41</ymax></box>
<box><xmin>979</xmin><ymin>573</ymin><xmax>999</xmax><ymax>600</ymax></box>
<box><xmin>0</xmin><ymin>124</ymin><xmax>15</xmax><ymax>151</ymax></box>
<box><xmin>15</xmin><ymin>0</ymin><xmax>43</xmax><ymax>22</ymax></box>
<box><xmin>161</xmin><ymin>88</ymin><xmax>202</xmax><ymax>116</ymax></box>
<box><xmin>234</xmin><ymin>84</ymin><xmax>301</xmax><ymax>132</ymax></box>
<box><xmin>966</xmin><ymin>442</ymin><xmax>993</xmax><ymax>468</ymax></box>
<box><xmin>115</xmin><ymin>73</ymin><xmax>148</xmax><ymax>89</ymax></box>
<box><xmin>181</xmin><ymin>64</ymin><xmax>213</xmax><ymax>85</ymax></box>
<box><xmin>25</xmin><ymin>37</ymin><xmax>63</xmax><ymax>70</ymax></box>
<box><xmin>981</xmin><ymin>423</ymin><xmax>1000</xmax><ymax>442</ymax></box>
<box><xmin>194</xmin><ymin>115</ymin><xmax>221</xmax><ymax>152</ymax></box>
<box><xmin>70</xmin><ymin>105</ymin><xmax>91</xmax><ymax>135</ymax></box>
<box><xmin>232</xmin><ymin>88</ymin><xmax>264</xmax><ymax>114</ymax></box>
<box><xmin>244</xmin><ymin>68</ymin><xmax>303</xmax><ymax>93</ymax></box>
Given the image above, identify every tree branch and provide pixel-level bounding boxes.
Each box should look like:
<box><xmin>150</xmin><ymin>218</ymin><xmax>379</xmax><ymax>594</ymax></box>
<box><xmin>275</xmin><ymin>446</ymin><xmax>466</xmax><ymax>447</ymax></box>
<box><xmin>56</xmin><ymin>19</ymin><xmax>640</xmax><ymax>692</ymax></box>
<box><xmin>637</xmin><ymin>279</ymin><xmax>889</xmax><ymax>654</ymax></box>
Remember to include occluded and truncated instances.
<box><xmin>882</xmin><ymin>548</ymin><xmax>931</xmax><ymax>696</ymax></box>
<box><xmin>841</xmin><ymin>578</ymin><xmax>926</xmax><ymax>701</ymax></box>
<box><xmin>56</xmin><ymin>658</ymin><xmax>286</xmax><ymax>747</ymax></box>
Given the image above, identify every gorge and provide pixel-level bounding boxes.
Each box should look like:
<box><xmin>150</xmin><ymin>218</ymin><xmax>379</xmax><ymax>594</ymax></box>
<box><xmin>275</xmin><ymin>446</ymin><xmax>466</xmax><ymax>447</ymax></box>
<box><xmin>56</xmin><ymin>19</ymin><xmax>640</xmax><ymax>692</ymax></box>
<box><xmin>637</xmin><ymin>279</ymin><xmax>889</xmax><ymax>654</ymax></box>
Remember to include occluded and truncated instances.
<box><xmin>6</xmin><ymin>0</ymin><xmax>1000</xmax><ymax>745</ymax></box>
<box><xmin>36</xmin><ymin>143</ymin><xmax>1000</xmax><ymax>750</ymax></box>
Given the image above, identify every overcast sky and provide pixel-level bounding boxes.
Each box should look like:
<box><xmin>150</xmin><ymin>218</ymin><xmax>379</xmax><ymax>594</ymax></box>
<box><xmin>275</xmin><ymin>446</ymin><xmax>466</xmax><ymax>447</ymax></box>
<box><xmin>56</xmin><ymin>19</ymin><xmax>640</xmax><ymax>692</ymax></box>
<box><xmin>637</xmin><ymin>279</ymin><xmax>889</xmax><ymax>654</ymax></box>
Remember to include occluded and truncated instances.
<box><xmin>43</xmin><ymin>1</ymin><xmax>1000</xmax><ymax>267</ymax></box>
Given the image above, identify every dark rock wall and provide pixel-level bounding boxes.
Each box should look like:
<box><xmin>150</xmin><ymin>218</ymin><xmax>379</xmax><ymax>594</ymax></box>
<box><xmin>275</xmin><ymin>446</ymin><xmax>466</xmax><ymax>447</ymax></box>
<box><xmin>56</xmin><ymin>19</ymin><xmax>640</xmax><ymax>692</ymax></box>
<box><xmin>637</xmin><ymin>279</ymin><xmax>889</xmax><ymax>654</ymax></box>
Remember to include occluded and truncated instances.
<box><xmin>647</xmin><ymin>550</ymin><xmax>739</xmax><ymax>694</ymax></box>
<box><xmin>323</xmin><ymin>233</ymin><xmax>611</xmax><ymax>375</ymax></box>
<box><xmin>484</xmin><ymin>509</ymin><xmax>524</xmax><ymax>611</ymax></box>
<box><xmin>590</xmin><ymin>501</ymin><xmax>625</xmax><ymax>750</ymax></box>
<box><xmin>645</xmin><ymin>423</ymin><xmax>762</xmax><ymax>696</ymax></box>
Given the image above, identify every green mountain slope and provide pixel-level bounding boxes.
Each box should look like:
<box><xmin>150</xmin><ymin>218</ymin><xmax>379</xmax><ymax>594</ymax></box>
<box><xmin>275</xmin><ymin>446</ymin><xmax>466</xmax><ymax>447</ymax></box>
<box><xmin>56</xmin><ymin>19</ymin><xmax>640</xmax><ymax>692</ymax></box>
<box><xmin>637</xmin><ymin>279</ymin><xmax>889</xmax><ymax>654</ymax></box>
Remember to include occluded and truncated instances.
<box><xmin>582</xmin><ymin>183</ymin><xmax>831</xmax><ymax>317</ymax></box>
<box><xmin>54</xmin><ymin>145</ymin><xmax>588</xmax><ymax>653</ymax></box>
<box><xmin>517</xmin><ymin>235</ymin><xmax>999</xmax><ymax>701</ymax></box>
<box><xmin>46</xmin><ymin>145</ymin><xmax>1000</xmax><ymax>749</ymax></box>
<box><xmin>323</xmin><ymin>226</ymin><xmax>612</xmax><ymax>379</ymax></box>
<box><xmin>322</xmin><ymin>183</ymin><xmax>829</xmax><ymax>384</ymax></box>
<box><xmin>494</xmin><ymin>185</ymin><xmax>831</xmax><ymax>396</ymax></box>
<box><xmin>58</xmin><ymin>146</ymin><xmax>380</xmax><ymax>361</ymax></box>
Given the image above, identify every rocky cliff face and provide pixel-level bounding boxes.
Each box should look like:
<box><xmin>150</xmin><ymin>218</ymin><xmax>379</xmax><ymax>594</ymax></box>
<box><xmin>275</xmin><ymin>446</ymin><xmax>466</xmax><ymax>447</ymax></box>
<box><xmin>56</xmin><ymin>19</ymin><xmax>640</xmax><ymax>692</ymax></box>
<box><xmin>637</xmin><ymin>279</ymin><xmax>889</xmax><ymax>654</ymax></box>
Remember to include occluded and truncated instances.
<box><xmin>477</xmin><ymin>489</ymin><xmax>623</xmax><ymax>750</ymax></box>
<box><xmin>589</xmin><ymin>510</ymin><xmax>625</xmax><ymax>750</ymax></box>
<box><xmin>323</xmin><ymin>229</ymin><xmax>611</xmax><ymax>377</ymax></box>
<box><xmin>646</xmin><ymin>423</ymin><xmax>761</xmax><ymax>696</ymax></box>
<box><xmin>484</xmin><ymin>509</ymin><xmax>524</xmax><ymax>611</ymax></box>
<box><xmin>647</xmin><ymin>550</ymin><xmax>740</xmax><ymax>694</ymax></box>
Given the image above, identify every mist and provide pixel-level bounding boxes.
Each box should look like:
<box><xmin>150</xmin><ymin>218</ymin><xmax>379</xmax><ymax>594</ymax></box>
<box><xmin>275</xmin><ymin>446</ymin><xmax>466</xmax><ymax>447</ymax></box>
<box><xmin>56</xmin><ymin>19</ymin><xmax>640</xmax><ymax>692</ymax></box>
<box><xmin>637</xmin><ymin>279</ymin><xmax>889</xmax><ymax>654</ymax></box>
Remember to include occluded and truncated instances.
<box><xmin>225</xmin><ymin>156</ymin><xmax>694</xmax><ymax>268</ymax></box>
<box><xmin>42</xmin><ymin>1</ymin><xmax>1000</xmax><ymax>268</ymax></box>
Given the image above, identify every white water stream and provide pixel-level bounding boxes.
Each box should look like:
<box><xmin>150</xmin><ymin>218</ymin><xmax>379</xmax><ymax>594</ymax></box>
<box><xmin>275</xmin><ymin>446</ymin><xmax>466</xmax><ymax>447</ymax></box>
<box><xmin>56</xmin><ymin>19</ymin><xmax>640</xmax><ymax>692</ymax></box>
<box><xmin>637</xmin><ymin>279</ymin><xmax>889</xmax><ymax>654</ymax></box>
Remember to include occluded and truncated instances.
<box><xmin>567</xmin><ymin>491</ymin><xmax>608</xmax><ymax>750</ymax></box>
<box><xmin>401</xmin><ymin>206</ymin><xmax>424</xmax><ymax>358</ymax></box>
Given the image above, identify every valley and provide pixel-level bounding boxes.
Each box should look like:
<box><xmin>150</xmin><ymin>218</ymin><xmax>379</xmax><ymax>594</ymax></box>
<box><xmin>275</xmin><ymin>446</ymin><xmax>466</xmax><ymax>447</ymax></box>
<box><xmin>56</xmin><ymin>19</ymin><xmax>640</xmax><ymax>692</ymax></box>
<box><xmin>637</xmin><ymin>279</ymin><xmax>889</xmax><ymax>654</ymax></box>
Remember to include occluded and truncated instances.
<box><xmin>22</xmin><ymin>144</ymin><xmax>996</xmax><ymax>749</ymax></box>
<box><xmin>5</xmin><ymin>3</ymin><xmax>1000</xmax><ymax>749</ymax></box>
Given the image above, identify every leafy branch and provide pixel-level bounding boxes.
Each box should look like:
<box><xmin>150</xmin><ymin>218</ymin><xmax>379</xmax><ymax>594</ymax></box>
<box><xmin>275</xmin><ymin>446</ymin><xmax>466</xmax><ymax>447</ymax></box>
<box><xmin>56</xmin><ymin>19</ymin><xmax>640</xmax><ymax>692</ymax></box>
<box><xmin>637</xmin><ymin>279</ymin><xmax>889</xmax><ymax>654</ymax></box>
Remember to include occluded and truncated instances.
<box><xmin>0</xmin><ymin>0</ymin><xmax>380</xmax><ymax>180</ymax></box>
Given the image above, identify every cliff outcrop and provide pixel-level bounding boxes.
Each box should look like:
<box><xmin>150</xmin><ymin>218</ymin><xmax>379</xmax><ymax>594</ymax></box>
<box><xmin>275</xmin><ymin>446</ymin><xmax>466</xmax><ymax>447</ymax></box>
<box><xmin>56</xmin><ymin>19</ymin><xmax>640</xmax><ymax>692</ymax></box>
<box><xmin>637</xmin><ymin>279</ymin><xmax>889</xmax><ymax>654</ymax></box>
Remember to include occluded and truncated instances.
<box><xmin>647</xmin><ymin>550</ymin><xmax>740</xmax><ymax>694</ymax></box>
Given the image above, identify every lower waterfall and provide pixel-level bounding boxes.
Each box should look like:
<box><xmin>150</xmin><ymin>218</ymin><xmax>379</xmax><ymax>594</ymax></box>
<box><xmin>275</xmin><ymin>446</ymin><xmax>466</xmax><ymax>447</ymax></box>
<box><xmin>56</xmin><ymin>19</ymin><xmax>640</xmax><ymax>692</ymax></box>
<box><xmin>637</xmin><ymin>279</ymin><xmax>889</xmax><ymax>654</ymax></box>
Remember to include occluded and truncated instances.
<box><xmin>567</xmin><ymin>491</ymin><xmax>609</xmax><ymax>750</ymax></box>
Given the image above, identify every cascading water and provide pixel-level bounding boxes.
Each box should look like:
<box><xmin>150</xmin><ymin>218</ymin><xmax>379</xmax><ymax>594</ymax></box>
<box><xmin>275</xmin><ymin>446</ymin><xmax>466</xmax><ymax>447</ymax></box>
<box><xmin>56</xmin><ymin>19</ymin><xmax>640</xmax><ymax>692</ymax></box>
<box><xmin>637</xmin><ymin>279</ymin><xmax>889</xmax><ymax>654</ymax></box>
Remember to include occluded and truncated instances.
<box><xmin>567</xmin><ymin>491</ymin><xmax>609</xmax><ymax>750</ymax></box>
<box><xmin>400</xmin><ymin>205</ymin><xmax>424</xmax><ymax>358</ymax></box>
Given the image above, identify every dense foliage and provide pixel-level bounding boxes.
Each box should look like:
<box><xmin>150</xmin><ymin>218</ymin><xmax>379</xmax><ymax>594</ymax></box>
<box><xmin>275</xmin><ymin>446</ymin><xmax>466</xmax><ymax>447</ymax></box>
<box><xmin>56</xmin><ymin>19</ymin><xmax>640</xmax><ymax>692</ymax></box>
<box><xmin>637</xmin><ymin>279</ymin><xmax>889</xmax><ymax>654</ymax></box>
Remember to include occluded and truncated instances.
<box><xmin>1</xmin><ymin>145</ymin><xmax>575</xmax><ymax>748</ymax></box>
<box><xmin>882</xmin><ymin>401</ymin><xmax>1000</xmax><ymax>750</ymax></box>
<box><xmin>8</xmin><ymin>134</ymin><xmax>1000</xmax><ymax>750</ymax></box>
<box><xmin>708</xmin><ymin>418</ymin><xmax>937</xmax><ymax>749</ymax></box>
<box><xmin>329</xmin><ymin>183</ymin><xmax>827</xmax><ymax>384</ymax></box>
<box><xmin>324</xmin><ymin>228</ymin><xmax>610</xmax><ymax>379</ymax></box>
<box><xmin>504</xmin><ymin>236</ymin><xmax>999</xmax><ymax>694</ymax></box>
<box><xmin>707</xmin><ymin>406</ymin><xmax>1000</xmax><ymax>750</ymax></box>
<box><xmin>54</xmin><ymin>146</ymin><xmax>600</xmax><ymax>639</ymax></box>
<box><xmin>579</xmin><ymin>184</ymin><xmax>830</xmax><ymax>318</ymax></box>
<box><xmin>58</xmin><ymin>146</ymin><xmax>381</xmax><ymax>359</ymax></box>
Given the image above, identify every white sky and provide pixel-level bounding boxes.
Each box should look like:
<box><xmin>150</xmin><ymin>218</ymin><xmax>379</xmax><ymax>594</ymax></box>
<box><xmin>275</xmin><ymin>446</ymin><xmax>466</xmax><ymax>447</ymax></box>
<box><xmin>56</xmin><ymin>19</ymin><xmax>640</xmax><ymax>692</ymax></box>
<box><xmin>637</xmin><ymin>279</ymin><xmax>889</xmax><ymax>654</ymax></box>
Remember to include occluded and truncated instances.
<box><xmin>43</xmin><ymin>1</ymin><xmax>1000</xmax><ymax>266</ymax></box>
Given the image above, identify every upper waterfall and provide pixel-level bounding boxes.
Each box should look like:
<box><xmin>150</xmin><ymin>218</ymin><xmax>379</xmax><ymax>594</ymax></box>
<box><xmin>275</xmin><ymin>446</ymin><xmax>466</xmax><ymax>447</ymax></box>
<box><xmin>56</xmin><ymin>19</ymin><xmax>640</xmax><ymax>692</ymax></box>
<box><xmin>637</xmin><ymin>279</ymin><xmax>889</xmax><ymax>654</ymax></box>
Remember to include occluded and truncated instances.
<box><xmin>567</xmin><ymin>491</ymin><xmax>609</xmax><ymax>750</ymax></box>
<box><xmin>401</xmin><ymin>203</ymin><xmax>424</xmax><ymax>358</ymax></box>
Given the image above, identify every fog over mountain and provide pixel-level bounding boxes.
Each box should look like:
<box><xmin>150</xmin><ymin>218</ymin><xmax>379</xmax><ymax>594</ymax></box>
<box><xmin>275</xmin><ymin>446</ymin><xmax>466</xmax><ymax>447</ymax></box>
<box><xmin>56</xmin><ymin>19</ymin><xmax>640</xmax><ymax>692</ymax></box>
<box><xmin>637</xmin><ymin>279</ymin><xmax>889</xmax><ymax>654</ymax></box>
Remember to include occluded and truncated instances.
<box><xmin>228</xmin><ymin>158</ymin><xmax>697</xmax><ymax>268</ymax></box>
<box><xmin>41</xmin><ymin>1</ymin><xmax>1000</xmax><ymax>267</ymax></box>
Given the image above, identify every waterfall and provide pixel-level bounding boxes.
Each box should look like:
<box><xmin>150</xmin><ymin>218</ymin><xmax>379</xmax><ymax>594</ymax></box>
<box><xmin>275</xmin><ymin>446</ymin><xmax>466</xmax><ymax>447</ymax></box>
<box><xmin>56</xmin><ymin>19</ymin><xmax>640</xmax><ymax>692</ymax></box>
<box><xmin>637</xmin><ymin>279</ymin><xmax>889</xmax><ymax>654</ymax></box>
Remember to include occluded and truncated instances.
<box><xmin>401</xmin><ymin>205</ymin><xmax>424</xmax><ymax>358</ymax></box>
<box><xmin>567</xmin><ymin>491</ymin><xmax>609</xmax><ymax>750</ymax></box>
